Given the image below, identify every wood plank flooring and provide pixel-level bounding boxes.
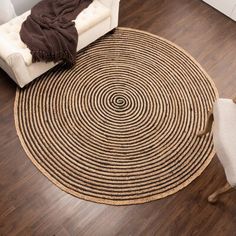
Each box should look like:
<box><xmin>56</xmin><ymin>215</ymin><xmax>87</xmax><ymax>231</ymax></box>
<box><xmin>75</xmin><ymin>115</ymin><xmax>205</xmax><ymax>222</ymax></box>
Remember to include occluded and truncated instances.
<box><xmin>1</xmin><ymin>0</ymin><xmax>236</xmax><ymax>235</ymax></box>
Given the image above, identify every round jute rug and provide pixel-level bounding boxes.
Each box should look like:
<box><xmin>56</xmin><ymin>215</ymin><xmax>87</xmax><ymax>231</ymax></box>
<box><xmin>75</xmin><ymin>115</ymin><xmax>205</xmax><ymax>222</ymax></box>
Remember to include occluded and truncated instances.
<box><xmin>14</xmin><ymin>28</ymin><xmax>218</xmax><ymax>205</ymax></box>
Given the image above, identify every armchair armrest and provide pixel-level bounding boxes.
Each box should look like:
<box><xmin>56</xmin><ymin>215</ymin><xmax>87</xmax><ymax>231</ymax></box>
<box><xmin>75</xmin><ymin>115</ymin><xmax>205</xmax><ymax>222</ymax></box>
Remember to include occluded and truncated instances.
<box><xmin>98</xmin><ymin>0</ymin><xmax>120</xmax><ymax>29</ymax></box>
<box><xmin>98</xmin><ymin>0</ymin><xmax>119</xmax><ymax>8</ymax></box>
<box><xmin>6</xmin><ymin>53</ymin><xmax>31</xmax><ymax>87</ymax></box>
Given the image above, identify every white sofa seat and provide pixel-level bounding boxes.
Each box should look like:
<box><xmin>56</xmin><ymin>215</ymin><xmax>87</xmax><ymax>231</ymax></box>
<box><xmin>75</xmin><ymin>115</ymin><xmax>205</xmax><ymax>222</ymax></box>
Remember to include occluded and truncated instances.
<box><xmin>0</xmin><ymin>0</ymin><xmax>120</xmax><ymax>87</ymax></box>
<box><xmin>213</xmin><ymin>99</ymin><xmax>236</xmax><ymax>187</ymax></box>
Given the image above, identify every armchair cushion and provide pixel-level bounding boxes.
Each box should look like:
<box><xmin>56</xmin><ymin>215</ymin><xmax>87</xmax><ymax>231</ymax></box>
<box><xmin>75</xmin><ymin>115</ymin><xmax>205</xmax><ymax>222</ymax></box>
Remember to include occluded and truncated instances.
<box><xmin>0</xmin><ymin>0</ymin><xmax>110</xmax><ymax>66</ymax></box>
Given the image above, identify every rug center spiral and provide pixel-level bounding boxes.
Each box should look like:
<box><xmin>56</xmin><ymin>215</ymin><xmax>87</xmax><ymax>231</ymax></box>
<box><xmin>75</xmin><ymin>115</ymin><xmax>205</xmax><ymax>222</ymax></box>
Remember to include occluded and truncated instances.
<box><xmin>111</xmin><ymin>94</ymin><xmax>128</xmax><ymax>110</ymax></box>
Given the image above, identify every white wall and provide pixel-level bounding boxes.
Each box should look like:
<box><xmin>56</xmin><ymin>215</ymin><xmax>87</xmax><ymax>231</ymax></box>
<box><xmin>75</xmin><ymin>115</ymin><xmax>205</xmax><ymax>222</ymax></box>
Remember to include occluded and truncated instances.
<box><xmin>11</xmin><ymin>0</ymin><xmax>41</xmax><ymax>15</ymax></box>
<box><xmin>203</xmin><ymin>0</ymin><xmax>236</xmax><ymax>21</ymax></box>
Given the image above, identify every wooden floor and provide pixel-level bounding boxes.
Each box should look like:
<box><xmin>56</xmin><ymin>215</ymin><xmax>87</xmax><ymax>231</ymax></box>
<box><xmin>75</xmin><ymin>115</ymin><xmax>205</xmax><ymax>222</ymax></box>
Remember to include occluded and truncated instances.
<box><xmin>1</xmin><ymin>0</ymin><xmax>236</xmax><ymax>235</ymax></box>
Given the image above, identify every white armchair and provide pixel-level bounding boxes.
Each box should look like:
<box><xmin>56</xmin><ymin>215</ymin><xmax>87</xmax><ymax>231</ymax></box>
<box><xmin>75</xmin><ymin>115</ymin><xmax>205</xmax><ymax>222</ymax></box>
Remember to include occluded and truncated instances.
<box><xmin>0</xmin><ymin>0</ymin><xmax>120</xmax><ymax>87</ymax></box>
<box><xmin>198</xmin><ymin>97</ymin><xmax>236</xmax><ymax>203</ymax></box>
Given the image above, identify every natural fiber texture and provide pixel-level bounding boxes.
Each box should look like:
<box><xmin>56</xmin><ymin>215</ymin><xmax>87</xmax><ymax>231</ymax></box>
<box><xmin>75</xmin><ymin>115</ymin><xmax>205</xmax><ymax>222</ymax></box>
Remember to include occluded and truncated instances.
<box><xmin>14</xmin><ymin>28</ymin><xmax>218</xmax><ymax>205</ymax></box>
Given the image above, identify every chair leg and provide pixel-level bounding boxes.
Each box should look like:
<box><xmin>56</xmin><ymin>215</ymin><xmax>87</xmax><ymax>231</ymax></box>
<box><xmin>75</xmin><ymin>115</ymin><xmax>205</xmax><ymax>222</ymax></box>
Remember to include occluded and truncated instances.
<box><xmin>208</xmin><ymin>182</ymin><xmax>234</xmax><ymax>203</ymax></box>
<box><xmin>197</xmin><ymin>110</ymin><xmax>214</xmax><ymax>137</ymax></box>
<box><xmin>233</xmin><ymin>96</ymin><xmax>236</xmax><ymax>104</ymax></box>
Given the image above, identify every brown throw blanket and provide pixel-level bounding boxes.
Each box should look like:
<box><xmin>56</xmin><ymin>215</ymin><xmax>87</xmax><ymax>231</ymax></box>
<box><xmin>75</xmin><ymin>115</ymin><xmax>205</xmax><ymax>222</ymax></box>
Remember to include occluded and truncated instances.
<box><xmin>20</xmin><ymin>0</ymin><xmax>93</xmax><ymax>66</ymax></box>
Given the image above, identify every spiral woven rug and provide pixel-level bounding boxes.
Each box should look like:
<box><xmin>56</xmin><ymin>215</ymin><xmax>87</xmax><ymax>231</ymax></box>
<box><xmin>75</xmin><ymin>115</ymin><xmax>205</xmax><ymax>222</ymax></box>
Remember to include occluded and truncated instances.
<box><xmin>14</xmin><ymin>28</ymin><xmax>218</xmax><ymax>205</ymax></box>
